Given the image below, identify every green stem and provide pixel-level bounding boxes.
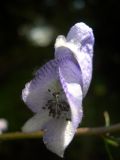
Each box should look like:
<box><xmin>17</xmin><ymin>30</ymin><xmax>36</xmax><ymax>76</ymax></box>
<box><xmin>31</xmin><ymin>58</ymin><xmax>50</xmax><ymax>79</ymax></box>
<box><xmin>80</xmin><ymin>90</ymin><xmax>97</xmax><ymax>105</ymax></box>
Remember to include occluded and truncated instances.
<box><xmin>0</xmin><ymin>131</ymin><xmax>43</xmax><ymax>141</ymax></box>
<box><xmin>104</xmin><ymin>139</ymin><xmax>114</xmax><ymax>160</ymax></box>
<box><xmin>0</xmin><ymin>123</ymin><xmax>120</xmax><ymax>141</ymax></box>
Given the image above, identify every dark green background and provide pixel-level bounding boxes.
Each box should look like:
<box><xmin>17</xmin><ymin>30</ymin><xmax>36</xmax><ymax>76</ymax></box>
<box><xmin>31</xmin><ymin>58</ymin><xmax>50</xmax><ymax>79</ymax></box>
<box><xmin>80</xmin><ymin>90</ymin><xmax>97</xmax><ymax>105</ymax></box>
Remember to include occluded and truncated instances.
<box><xmin>0</xmin><ymin>0</ymin><xmax>120</xmax><ymax>160</ymax></box>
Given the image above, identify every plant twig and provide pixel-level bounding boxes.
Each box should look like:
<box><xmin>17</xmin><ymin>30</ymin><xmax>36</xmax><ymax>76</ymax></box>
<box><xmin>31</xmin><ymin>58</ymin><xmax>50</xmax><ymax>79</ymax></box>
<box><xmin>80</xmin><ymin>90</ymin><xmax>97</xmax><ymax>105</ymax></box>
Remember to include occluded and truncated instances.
<box><xmin>0</xmin><ymin>123</ymin><xmax>120</xmax><ymax>141</ymax></box>
<box><xmin>76</xmin><ymin>123</ymin><xmax>120</xmax><ymax>136</ymax></box>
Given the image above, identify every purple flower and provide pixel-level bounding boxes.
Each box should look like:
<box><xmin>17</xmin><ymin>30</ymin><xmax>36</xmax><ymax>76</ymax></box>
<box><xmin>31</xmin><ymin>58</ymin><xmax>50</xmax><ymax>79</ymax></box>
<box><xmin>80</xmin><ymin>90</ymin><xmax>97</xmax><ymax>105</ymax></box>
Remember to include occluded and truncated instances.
<box><xmin>22</xmin><ymin>22</ymin><xmax>94</xmax><ymax>157</ymax></box>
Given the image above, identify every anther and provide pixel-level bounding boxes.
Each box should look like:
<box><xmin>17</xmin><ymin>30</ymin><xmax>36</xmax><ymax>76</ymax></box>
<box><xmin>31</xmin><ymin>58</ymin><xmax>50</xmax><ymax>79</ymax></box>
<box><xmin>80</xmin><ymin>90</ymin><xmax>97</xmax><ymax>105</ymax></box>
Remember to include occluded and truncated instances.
<box><xmin>42</xmin><ymin>91</ymin><xmax>71</xmax><ymax>120</ymax></box>
<box><xmin>48</xmin><ymin>89</ymin><xmax>51</xmax><ymax>92</ymax></box>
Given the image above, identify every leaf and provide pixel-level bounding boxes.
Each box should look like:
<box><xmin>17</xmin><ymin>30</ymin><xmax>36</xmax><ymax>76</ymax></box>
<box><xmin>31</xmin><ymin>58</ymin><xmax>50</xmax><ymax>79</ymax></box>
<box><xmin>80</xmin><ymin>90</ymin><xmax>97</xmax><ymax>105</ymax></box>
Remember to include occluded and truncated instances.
<box><xmin>105</xmin><ymin>137</ymin><xmax>119</xmax><ymax>147</ymax></box>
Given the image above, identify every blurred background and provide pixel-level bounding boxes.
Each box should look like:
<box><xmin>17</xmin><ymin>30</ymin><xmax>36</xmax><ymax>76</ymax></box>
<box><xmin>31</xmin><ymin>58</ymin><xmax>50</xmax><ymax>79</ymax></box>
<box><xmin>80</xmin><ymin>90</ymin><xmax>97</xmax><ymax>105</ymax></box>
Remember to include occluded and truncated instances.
<box><xmin>0</xmin><ymin>0</ymin><xmax>120</xmax><ymax>160</ymax></box>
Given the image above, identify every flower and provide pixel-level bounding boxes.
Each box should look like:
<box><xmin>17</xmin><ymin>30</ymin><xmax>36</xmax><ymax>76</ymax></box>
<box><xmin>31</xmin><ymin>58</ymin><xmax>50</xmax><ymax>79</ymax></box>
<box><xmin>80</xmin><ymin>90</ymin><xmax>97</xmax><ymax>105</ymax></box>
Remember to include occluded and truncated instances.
<box><xmin>22</xmin><ymin>22</ymin><xmax>94</xmax><ymax>157</ymax></box>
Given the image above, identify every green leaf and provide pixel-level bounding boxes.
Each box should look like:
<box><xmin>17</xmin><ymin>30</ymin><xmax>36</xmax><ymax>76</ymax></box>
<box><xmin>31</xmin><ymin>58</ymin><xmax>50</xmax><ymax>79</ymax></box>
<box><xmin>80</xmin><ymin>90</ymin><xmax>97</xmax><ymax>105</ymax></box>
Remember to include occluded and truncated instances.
<box><xmin>105</xmin><ymin>137</ymin><xmax>119</xmax><ymax>147</ymax></box>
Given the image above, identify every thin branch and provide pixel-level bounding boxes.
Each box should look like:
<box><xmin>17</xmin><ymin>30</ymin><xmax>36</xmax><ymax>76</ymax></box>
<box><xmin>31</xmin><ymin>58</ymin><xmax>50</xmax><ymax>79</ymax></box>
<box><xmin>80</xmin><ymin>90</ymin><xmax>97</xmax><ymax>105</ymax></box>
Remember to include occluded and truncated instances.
<box><xmin>0</xmin><ymin>131</ymin><xmax>43</xmax><ymax>141</ymax></box>
<box><xmin>76</xmin><ymin>123</ymin><xmax>120</xmax><ymax>136</ymax></box>
<box><xmin>0</xmin><ymin>123</ymin><xmax>120</xmax><ymax>141</ymax></box>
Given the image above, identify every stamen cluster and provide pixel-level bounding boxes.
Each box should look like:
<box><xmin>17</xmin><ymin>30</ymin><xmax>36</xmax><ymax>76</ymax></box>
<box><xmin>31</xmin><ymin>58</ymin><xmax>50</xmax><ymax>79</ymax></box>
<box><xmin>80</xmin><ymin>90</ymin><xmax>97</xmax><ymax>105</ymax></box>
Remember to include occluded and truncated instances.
<box><xmin>42</xmin><ymin>89</ymin><xmax>70</xmax><ymax>120</ymax></box>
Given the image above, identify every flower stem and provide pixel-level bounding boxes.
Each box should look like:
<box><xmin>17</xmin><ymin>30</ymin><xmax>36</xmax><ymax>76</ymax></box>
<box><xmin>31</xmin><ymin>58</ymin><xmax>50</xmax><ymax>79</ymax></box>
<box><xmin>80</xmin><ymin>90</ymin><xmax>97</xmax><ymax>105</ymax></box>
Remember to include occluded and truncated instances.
<box><xmin>76</xmin><ymin>123</ymin><xmax>120</xmax><ymax>136</ymax></box>
<box><xmin>0</xmin><ymin>123</ymin><xmax>120</xmax><ymax>141</ymax></box>
<box><xmin>0</xmin><ymin>131</ymin><xmax>43</xmax><ymax>141</ymax></box>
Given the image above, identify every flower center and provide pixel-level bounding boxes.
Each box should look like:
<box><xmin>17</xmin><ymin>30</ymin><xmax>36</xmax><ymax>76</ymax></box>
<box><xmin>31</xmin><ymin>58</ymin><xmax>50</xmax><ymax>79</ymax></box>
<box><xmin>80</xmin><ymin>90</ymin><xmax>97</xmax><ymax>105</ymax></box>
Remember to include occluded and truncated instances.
<box><xmin>42</xmin><ymin>89</ymin><xmax>71</xmax><ymax>121</ymax></box>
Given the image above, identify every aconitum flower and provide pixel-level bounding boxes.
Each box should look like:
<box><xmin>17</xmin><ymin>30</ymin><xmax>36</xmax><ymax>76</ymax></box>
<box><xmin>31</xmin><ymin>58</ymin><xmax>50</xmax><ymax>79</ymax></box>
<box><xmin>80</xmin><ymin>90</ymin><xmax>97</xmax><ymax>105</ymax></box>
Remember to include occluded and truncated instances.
<box><xmin>22</xmin><ymin>22</ymin><xmax>94</xmax><ymax>157</ymax></box>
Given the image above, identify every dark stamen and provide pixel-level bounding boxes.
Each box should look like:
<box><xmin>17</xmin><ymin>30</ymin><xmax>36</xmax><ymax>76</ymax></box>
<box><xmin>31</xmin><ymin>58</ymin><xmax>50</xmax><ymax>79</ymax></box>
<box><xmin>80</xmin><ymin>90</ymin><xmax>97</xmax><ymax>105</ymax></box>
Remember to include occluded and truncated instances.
<box><xmin>43</xmin><ymin>91</ymin><xmax>71</xmax><ymax>120</ymax></box>
<box><xmin>48</xmin><ymin>89</ymin><xmax>51</xmax><ymax>92</ymax></box>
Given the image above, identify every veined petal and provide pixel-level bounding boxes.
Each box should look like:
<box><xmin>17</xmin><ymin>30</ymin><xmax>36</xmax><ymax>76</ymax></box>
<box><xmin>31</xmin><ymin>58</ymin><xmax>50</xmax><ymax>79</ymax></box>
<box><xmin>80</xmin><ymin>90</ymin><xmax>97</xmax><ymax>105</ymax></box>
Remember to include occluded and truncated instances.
<box><xmin>66</xmin><ymin>23</ymin><xmax>94</xmax><ymax>96</ymax></box>
<box><xmin>55</xmin><ymin>22</ymin><xmax>94</xmax><ymax>57</ymax></box>
<box><xmin>66</xmin><ymin>22</ymin><xmax>94</xmax><ymax>55</ymax></box>
<box><xmin>58</xmin><ymin>56</ymin><xmax>83</xmax><ymax>87</ymax></box>
<box><xmin>22</xmin><ymin>59</ymin><xmax>61</xmax><ymax>113</ymax></box>
<box><xmin>41</xmin><ymin>58</ymin><xmax>83</xmax><ymax>157</ymax></box>
<box><xmin>43</xmin><ymin>118</ymin><xmax>76</xmax><ymax>157</ymax></box>
<box><xmin>54</xmin><ymin>22</ymin><xmax>94</xmax><ymax>96</ymax></box>
<box><xmin>22</xmin><ymin>110</ymin><xmax>51</xmax><ymax>132</ymax></box>
<box><xmin>58</xmin><ymin>58</ymin><xmax>83</xmax><ymax>129</ymax></box>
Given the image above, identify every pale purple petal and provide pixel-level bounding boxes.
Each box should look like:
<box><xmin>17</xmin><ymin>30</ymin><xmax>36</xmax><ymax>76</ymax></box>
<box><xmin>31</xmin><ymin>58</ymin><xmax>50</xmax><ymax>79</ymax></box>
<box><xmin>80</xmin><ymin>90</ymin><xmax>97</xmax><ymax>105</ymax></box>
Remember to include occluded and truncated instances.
<box><xmin>54</xmin><ymin>22</ymin><xmax>94</xmax><ymax>96</ymax></box>
<box><xmin>66</xmin><ymin>22</ymin><xmax>94</xmax><ymax>55</ymax></box>
<box><xmin>58</xmin><ymin>56</ymin><xmax>83</xmax><ymax>87</ymax></box>
<box><xmin>43</xmin><ymin>118</ymin><xmax>76</xmax><ymax>157</ymax></box>
<box><xmin>58</xmin><ymin>58</ymin><xmax>83</xmax><ymax>134</ymax></box>
<box><xmin>66</xmin><ymin>23</ymin><xmax>94</xmax><ymax>96</ymax></box>
<box><xmin>39</xmin><ymin>58</ymin><xmax>83</xmax><ymax>157</ymax></box>
<box><xmin>22</xmin><ymin>110</ymin><xmax>51</xmax><ymax>132</ymax></box>
<box><xmin>55</xmin><ymin>46</ymin><xmax>74</xmax><ymax>59</ymax></box>
<box><xmin>22</xmin><ymin>59</ymin><xmax>60</xmax><ymax>113</ymax></box>
<box><xmin>54</xmin><ymin>35</ymin><xmax>76</xmax><ymax>59</ymax></box>
<box><xmin>55</xmin><ymin>22</ymin><xmax>94</xmax><ymax>57</ymax></box>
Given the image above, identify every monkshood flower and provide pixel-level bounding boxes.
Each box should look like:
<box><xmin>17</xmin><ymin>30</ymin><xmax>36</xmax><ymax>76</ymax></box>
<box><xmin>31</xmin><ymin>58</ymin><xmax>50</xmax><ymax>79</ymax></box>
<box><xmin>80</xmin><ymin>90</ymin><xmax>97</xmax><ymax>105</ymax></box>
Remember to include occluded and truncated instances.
<box><xmin>22</xmin><ymin>22</ymin><xmax>94</xmax><ymax>157</ymax></box>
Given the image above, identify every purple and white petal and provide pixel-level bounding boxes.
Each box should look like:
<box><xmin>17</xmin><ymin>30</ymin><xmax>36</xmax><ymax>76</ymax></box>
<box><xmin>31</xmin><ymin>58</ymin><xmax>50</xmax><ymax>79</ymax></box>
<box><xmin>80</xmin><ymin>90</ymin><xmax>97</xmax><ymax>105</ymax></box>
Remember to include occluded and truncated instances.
<box><xmin>55</xmin><ymin>22</ymin><xmax>94</xmax><ymax>96</ymax></box>
<box><xmin>54</xmin><ymin>35</ymin><xmax>78</xmax><ymax>59</ymax></box>
<box><xmin>22</xmin><ymin>59</ymin><xmax>61</xmax><ymax>113</ymax></box>
<box><xmin>55</xmin><ymin>22</ymin><xmax>94</xmax><ymax>57</ymax></box>
<box><xmin>22</xmin><ymin>110</ymin><xmax>51</xmax><ymax>132</ymax></box>
<box><xmin>66</xmin><ymin>22</ymin><xmax>94</xmax><ymax>55</ymax></box>
<box><xmin>66</xmin><ymin>22</ymin><xmax>94</xmax><ymax>96</ymax></box>
<box><xmin>75</xmin><ymin>51</ymin><xmax>93</xmax><ymax>97</ymax></box>
<box><xmin>58</xmin><ymin>58</ymin><xmax>83</xmax><ymax>129</ymax></box>
<box><xmin>58</xmin><ymin>56</ymin><xmax>83</xmax><ymax>88</ymax></box>
<box><xmin>36</xmin><ymin>58</ymin><xmax>83</xmax><ymax>157</ymax></box>
<box><xmin>43</xmin><ymin>118</ymin><xmax>76</xmax><ymax>157</ymax></box>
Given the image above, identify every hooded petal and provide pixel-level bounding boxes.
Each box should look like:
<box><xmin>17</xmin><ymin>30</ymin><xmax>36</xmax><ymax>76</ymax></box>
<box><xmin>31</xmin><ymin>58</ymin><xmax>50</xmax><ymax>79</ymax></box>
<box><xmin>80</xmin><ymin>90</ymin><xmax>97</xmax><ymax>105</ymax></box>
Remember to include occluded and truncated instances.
<box><xmin>58</xmin><ymin>57</ymin><xmax>83</xmax><ymax>129</ymax></box>
<box><xmin>22</xmin><ymin>59</ymin><xmax>62</xmax><ymax>113</ymax></box>
<box><xmin>66</xmin><ymin>22</ymin><xmax>94</xmax><ymax>55</ymax></box>
<box><xmin>54</xmin><ymin>22</ymin><xmax>94</xmax><ymax>96</ymax></box>
<box><xmin>66</xmin><ymin>23</ymin><xmax>94</xmax><ymax>96</ymax></box>
<box><xmin>43</xmin><ymin>118</ymin><xmax>76</xmax><ymax>157</ymax></box>
<box><xmin>55</xmin><ymin>22</ymin><xmax>94</xmax><ymax>57</ymax></box>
